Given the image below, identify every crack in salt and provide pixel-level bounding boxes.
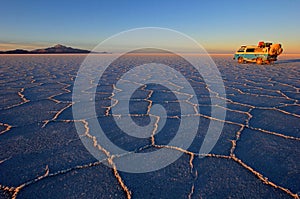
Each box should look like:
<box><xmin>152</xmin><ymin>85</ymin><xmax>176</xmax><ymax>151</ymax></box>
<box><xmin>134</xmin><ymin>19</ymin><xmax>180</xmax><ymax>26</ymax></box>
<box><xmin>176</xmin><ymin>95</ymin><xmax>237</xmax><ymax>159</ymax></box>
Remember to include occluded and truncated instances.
<box><xmin>4</xmin><ymin>88</ymin><xmax>30</xmax><ymax>110</ymax></box>
<box><xmin>0</xmin><ymin>123</ymin><xmax>13</xmax><ymax>135</ymax></box>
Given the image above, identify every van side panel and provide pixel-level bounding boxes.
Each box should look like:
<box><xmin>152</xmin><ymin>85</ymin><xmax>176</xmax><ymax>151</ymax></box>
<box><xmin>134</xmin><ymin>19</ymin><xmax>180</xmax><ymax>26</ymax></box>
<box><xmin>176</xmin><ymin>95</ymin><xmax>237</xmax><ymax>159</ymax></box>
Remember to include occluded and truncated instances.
<box><xmin>234</xmin><ymin>52</ymin><xmax>269</xmax><ymax>62</ymax></box>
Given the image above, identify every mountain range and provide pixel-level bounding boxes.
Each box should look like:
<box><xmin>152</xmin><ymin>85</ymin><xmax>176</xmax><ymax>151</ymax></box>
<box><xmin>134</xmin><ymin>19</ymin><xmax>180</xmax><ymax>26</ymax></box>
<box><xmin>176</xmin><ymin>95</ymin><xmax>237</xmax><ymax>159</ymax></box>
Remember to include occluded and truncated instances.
<box><xmin>0</xmin><ymin>44</ymin><xmax>108</xmax><ymax>54</ymax></box>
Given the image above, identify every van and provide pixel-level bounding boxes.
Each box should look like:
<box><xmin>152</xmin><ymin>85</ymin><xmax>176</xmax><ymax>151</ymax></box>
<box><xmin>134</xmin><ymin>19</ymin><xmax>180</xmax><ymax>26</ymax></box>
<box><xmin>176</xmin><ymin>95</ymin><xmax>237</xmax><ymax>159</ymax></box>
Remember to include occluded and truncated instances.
<box><xmin>233</xmin><ymin>42</ymin><xmax>283</xmax><ymax>64</ymax></box>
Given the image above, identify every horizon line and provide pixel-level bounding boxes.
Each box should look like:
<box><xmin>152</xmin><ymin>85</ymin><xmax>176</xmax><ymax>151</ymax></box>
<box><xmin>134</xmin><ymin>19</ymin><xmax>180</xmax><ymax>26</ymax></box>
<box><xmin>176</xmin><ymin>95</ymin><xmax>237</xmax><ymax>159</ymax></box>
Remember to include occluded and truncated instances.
<box><xmin>1</xmin><ymin>43</ymin><xmax>300</xmax><ymax>54</ymax></box>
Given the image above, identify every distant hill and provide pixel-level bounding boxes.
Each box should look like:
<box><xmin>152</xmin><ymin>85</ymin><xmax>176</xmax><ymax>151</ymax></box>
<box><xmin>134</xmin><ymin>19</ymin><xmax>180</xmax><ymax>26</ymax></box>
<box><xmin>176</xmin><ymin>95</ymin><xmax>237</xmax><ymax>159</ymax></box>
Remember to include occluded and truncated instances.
<box><xmin>0</xmin><ymin>49</ymin><xmax>30</xmax><ymax>54</ymax></box>
<box><xmin>0</xmin><ymin>44</ymin><xmax>108</xmax><ymax>54</ymax></box>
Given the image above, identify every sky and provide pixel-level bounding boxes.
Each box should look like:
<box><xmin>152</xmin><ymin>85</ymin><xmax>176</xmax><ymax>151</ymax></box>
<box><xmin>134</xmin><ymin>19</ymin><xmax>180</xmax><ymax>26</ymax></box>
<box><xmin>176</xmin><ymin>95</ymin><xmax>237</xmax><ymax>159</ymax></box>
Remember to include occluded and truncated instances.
<box><xmin>1</xmin><ymin>0</ymin><xmax>300</xmax><ymax>53</ymax></box>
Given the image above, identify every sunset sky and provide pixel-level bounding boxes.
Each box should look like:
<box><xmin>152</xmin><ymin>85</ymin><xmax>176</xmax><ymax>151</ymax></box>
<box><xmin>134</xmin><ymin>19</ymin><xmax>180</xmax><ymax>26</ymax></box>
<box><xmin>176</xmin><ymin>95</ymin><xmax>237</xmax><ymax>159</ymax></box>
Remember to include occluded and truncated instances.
<box><xmin>1</xmin><ymin>0</ymin><xmax>299</xmax><ymax>53</ymax></box>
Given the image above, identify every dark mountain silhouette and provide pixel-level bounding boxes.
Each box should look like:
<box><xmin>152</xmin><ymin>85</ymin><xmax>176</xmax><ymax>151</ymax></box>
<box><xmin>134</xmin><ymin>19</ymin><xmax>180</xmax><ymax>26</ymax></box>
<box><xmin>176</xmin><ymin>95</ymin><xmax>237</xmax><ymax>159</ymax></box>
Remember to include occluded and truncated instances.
<box><xmin>0</xmin><ymin>44</ymin><xmax>108</xmax><ymax>54</ymax></box>
<box><xmin>31</xmin><ymin>44</ymin><xmax>91</xmax><ymax>53</ymax></box>
<box><xmin>0</xmin><ymin>49</ymin><xmax>30</xmax><ymax>54</ymax></box>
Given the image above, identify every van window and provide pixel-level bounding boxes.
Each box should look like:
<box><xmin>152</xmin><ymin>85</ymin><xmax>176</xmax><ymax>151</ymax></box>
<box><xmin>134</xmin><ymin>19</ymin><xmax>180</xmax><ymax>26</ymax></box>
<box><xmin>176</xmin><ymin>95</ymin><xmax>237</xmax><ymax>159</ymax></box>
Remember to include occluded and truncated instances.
<box><xmin>246</xmin><ymin>48</ymin><xmax>255</xmax><ymax>52</ymax></box>
<box><xmin>238</xmin><ymin>47</ymin><xmax>245</xmax><ymax>52</ymax></box>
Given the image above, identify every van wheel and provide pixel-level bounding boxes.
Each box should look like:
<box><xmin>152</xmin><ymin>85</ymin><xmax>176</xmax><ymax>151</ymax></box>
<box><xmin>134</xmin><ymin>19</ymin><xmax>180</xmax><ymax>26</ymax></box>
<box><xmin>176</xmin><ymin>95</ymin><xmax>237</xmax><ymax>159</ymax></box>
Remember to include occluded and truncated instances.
<box><xmin>238</xmin><ymin>57</ymin><xmax>244</xmax><ymax>63</ymax></box>
<box><xmin>256</xmin><ymin>58</ymin><xmax>263</xmax><ymax>65</ymax></box>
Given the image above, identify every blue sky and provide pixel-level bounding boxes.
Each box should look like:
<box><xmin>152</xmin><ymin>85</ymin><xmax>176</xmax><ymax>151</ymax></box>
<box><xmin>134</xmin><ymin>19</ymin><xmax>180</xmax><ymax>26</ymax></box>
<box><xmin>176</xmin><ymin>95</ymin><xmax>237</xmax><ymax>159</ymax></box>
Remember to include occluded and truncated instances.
<box><xmin>1</xmin><ymin>0</ymin><xmax>299</xmax><ymax>53</ymax></box>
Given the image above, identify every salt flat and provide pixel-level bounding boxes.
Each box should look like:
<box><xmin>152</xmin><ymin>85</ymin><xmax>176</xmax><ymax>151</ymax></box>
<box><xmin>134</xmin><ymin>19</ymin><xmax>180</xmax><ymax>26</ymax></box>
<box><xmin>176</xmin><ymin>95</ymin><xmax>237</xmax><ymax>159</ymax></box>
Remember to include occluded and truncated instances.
<box><xmin>0</xmin><ymin>54</ymin><xmax>299</xmax><ymax>198</ymax></box>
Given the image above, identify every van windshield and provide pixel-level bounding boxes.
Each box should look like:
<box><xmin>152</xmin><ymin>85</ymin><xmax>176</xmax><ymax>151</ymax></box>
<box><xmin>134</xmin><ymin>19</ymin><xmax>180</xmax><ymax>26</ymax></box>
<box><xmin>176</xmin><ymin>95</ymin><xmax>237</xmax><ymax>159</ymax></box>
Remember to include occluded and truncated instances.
<box><xmin>237</xmin><ymin>47</ymin><xmax>245</xmax><ymax>52</ymax></box>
